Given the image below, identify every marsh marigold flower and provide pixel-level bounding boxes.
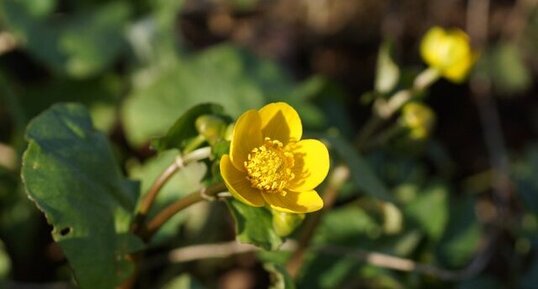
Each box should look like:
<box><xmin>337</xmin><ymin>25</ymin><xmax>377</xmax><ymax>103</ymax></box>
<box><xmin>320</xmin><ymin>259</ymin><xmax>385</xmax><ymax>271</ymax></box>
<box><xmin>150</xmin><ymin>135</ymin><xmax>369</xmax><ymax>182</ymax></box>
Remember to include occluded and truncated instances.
<box><xmin>220</xmin><ymin>102</ymin><xmax>329</xmax><ymax>213</ymax></box>
<box><xmin>420</xmin><ymin>26</ymin><xmax>476</xmax><ymax>83</ymax></box>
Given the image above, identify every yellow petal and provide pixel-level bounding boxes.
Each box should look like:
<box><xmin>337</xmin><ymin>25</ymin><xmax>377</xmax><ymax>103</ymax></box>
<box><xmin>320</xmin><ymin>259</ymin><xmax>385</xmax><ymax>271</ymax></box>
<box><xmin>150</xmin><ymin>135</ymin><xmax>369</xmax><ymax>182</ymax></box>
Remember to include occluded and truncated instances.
<box><xmin>229</xmin><ymin>110</ymin><xmax>263</xmax><ymax>171</ymax></box>
<box><xmin>220</xmin><ymin>155</ymin><xmax>265</xmax><ymax>207</ymax></box>
<box><xmin>287</xmin><ymin>139</ymin><xmax>330</xmax><ymax>192</ymax></box>
<box><xmin>420</xmin><ymin>27</ymin><xmax>474</xmax><ymax>82</ymax></box>
<box><xmin>262</xmin><ymin>190</ymin><xmax>323</xmax><ymax>213</ymax></box>
<box><xmin>420</xmin><ymin>26</ymin><xmax>446</xmax><ymax>68</ymax></box>
<box><xmin>258</xmin><ymin>102</ymin><xmax>302</xmax><ymax>144</ymax></box>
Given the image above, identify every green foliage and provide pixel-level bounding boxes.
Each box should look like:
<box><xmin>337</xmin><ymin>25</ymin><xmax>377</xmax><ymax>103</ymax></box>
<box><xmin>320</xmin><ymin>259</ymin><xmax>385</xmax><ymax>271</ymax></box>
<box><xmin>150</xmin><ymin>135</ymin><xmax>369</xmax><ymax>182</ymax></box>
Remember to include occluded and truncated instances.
<box><xmin>129</xmin><ymin>150</ymin><xmax>207</xmax><ymax>243</ymax></box>
<box><xmin>162</xmin><ymin>274</ymin><xmax>206</xmax><ymax>289</ymax></box>
<box><xmin>478</xmin><ymin>43</ymin><xmax>532</xmax><ymax>95</ymax></box>
<box><xmin>403</xmin><ymin>182</ymin><xmax>448</xmax><ymax>241</ymax></box>
<box><xmin>265</xmin><ymin>263</ymin><xmax>296</xmax><ymax>289</ymax></box>
<box><xmin>21</xmin><ymin>104</ymin><xmax>143</xmax><ymax>289</ymax></box>
<box><xmin>226</xmin><ymin>199</ymin><xmax>283</xmax><ymax>251</ymax></box>
<box><xmin>1</xmin><ymin>1</ymin><xmax>536</xmax><ymax>288</ymax></box>
<box><xmin>2</xmin><ymin>0</ymin><xmax>130</xmax><ymax>78</ymax></box>
<box><xmin>327</xmin><ymin>135</ymin><xmax>394</xmax><ymax>202</ymax></box>
<box><xmin>122</xmin><ymin>45</ymin><xmax>290</xmax><ymax>146</ymax></box>
<box><xmin>0</xmin><ymin>240</ymin><xmax>10</xmax><ymax>280</ymax></box>
<box><xmin>154</xmin><ymin>103</ymin><xmax>228</xmax><ymax>152</ymax></box>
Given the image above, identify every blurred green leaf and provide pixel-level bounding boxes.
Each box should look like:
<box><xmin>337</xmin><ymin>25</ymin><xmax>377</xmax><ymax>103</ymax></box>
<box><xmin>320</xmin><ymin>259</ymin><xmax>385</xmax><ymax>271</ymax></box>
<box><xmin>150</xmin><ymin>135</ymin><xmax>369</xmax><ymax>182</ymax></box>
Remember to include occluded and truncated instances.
<box><xmin>298</xmin><ymin>254</ymin><xmax>358</xmax><ymax>289</ymax></box>
<box><xmin>20</xmin><ymin>76</ymin><xmax>123</xmax><ymax>132</ymax></box>
<box><xmin>21</xmin><ymin>103</ymin><xmax>141</xmax><ymax>289</ymax></box>
<box><xmin>154</xmin><ymin>103</ymin><xmax>227</xmax><ymax>152</ymax></box>
<box><xmin>317</xmin><ymin>206</ymin><xmax>381</xmax><ymax>244</ymax></box>
<box><xmin>162</xmin><ymin>274</ymin><xmax>206</xmax><ymax>289</ymax></box>
<box><xmin>129</xmin><ymin>150</ymin><xmax>207</xmax><ymax>243</ymax></box>
<box><xmin>437</xmin><ymin>196</ymin><xmax>480</xmax><ymax>267</ymax></box>
<box><xmin>122</xmin><ymin>44</ymin><xmax>293</xmax><ymax>146</ymax></box>
<box><xmin>226</xmin><ymin>199</ymin><xmax>283</xmax><ymax>250</ymax></box>
<box><xmin>0</xmin><ymin>240</ymin><xmax>10</xmax><ymax>280</ymax></box>
<box><xmin>514</xmin><ymin>144</ymin><xmax>538</xmax><ymax>214</ymax></box>
<box><xmin>404</xmin><ymin>182</ymin><xmax>448</xmax><ymax>241</ymax></box>
<box><xmin>16</xmin><ymin>0</ymin><xmax>56</xmax><ymax>17</ymax></box>
<box><xmin>325</xmin><ymin>135</ymin><xmax>394</xmax><ymax>202</ymax></box>
<box><xmin>2</xmin><ymin>1</ymin><xmax>130</xmax><ymax>78</ymax></box>
<box><xmin>60</xmin><ymin>2</ymin><xmax>130</xmax><ymax>78</ymax></box>
<box><xmin>375</xmin><ymin>41</ymin><xmax>400</xmax><ymax>94</ymax></box>
<box><xmin>478</xmin><ymin>43</ymin><xmax>532</xmax><ymax>95</ymax></box>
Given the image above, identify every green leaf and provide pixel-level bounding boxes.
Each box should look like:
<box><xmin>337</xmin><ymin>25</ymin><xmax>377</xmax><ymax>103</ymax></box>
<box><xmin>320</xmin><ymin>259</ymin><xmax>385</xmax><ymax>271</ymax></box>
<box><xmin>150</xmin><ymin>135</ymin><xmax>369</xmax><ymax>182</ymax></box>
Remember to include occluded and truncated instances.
<box><xmin>226</xmin><ymin>199</ymin><xmax>283</xmax><ymax>250</ymax></box>
<box><xmin>154</xmin><ymin>103</ymin><xmax>227</xmax><ymax>151</ymax></box>
<box><xmin>317</xmin><ymin>206</ymin><xmax>381</xmax><ymax>244</ymax></box>
<box><xmin>21</xmin><ymin>103</ymin><xmax>141</xmax><ymax>289</ymax></box>
<box><xmin>264</xmin><ymin>263</ymin><xmax>296</xmax><ymax>289</ymax></box>
<box><xmin>375</xmin><ymin>41</ymin><xmax>400</xmax><ymax>94</ymax></box>
<box><xmin>1</xmin><ymin>1</ymin><xmax>130</xmax><ymax>78</ymax></box>
<box><xmin>122</xmin><ymin>45</ymin><xmax>292</xmax><ymax>146</ymax></box>
<box><xmin>479</xmin><ymin>43</ymin><xmax>532</xmax><ymax>95</ymax></box>
<box><xmin>437</xmin><ymin>196</ymin><xmax>481</xmax><ymax>267</ymax></box>
<box><xmin>0</xmin><ymin>240</ymin><xmax>11</xmax><ymax>280</ymax></box>
<box><xmin>404</xmin><ymin>182</ymin><xmax>448</xmax><ymax>241</ymax></box>
<box><xmin>325</xmin><ymin>135</ymin><xmax>394</xmax><ymax>202</ymax></box>
<box><xmin>163</xmin><ymin>274</ymin><xmax>206</xmax><ymax>289</ymax></box>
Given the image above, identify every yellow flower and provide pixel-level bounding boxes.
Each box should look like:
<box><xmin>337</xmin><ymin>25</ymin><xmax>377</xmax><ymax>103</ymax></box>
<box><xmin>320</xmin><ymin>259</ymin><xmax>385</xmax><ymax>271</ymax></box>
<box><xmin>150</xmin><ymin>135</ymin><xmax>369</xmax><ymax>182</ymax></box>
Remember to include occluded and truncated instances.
<box><xmin>400</xmin><ymin>102</ymin><xmax>435</xmax><ymax>140</ymax></box>
<box><xmin>420</xmin><ymin>26</ymin><xmax>476</xmax><ymax>83</ymax></box>
<box><xmin>220</xmin><ymin>102</ymin><xmax>330</xmax><ymax>213</ymax></box>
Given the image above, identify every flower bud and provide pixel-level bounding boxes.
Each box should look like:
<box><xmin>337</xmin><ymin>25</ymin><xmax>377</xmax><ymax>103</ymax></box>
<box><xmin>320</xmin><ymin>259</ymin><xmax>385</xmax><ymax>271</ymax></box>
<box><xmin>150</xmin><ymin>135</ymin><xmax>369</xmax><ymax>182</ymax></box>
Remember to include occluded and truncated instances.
<box><xmin>420</xmin><ymin>26</ymin><xmax>477</xmax><ymax>83</ymax></box>
<box><xmin>272</xmin><ymin>210</ymin><xmax>305</xmax><ymax>237</ymax></box>
<box><xmin>195</xmin><ymin>115</ymin><xmax>226</xmax><ymax>144</ymax></box>
<box><xmin>400</xmin><ymin>102</ymin><xmax>435</xmax><ymax>140</ymax></box>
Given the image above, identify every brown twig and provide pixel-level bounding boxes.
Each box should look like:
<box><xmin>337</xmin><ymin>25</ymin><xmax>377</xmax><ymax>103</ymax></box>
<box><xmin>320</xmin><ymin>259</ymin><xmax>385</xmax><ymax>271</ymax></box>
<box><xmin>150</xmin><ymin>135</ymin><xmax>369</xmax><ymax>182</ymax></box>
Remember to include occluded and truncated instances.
<box><xmin>133</xmin><ymin>147</ymin><xmax>212</xmax><ymax>233</ymax></box>
<box><xmin>152</xmin><ymin>230</ymin><xmax>494</xmax><ymax>281</ymax></box>
<box><xmin>140</xmin><ymin>182</ymin><xmax>227</xmax><ymax>241</ymax></box>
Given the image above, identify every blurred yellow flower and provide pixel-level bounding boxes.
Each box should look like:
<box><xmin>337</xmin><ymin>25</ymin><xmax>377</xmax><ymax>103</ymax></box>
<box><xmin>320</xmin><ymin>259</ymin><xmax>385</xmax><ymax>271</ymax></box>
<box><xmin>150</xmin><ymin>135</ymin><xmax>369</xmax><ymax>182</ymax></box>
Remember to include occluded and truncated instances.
<box><xmin>400</xmin><ymin>102</ymin><xmax>436</xmax><ymax>140</ymax></box>
<box><xmin>420</xmin><ymin>26</ymin><xmax>476</xmax><ymax>83</ymax></box>
<box><xmin>220</xmin><ymin>102</ymin><xmax>329</xmax><ymax>213</ymax></box>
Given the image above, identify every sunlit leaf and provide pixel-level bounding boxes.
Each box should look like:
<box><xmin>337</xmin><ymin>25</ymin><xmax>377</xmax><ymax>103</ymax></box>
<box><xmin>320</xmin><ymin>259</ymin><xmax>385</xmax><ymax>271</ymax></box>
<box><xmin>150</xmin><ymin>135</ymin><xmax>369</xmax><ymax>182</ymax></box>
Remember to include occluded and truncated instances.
<box><xmin>226</xmin><ymin>199</ymin><xmax>283</xmax><ymax>250</ymax></box>
<box><xmin>162</xmin><ymin>274</ymin><xmax>206</xmax><ymax>289</ymax></box>
<box><xmin>21</xmin><ymin>103</ymin><xmax>142</xmax><ymax>289</ymax></box>
<box><xmin>154</xmin><ymin>103</ymin><xmax>228</xmax><ymax>152</ymax></box>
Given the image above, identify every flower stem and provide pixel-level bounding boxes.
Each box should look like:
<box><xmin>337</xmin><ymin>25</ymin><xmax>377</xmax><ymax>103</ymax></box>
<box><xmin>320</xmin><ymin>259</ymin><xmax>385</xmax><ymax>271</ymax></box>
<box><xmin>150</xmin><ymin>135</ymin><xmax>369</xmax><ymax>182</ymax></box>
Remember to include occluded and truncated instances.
<box><xmin>140</xmin><ymin>182</ymin><xmax>227</xmax><ymax>241</ymax></box>
<box><xmin>355</xmin><ymin>68</ymin><xmax>439</xmax><ymax>149</ymax></box>
<box><xmin>132</xmin><ymin>147</ymin><xmax>212</xmax><ymax>233</ymax></box>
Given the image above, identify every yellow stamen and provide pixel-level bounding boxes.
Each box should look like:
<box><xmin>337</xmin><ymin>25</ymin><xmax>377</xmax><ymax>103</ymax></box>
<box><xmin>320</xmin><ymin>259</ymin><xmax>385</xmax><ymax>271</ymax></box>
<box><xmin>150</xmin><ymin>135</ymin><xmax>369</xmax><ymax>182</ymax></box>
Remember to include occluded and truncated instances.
<box><xmin>244</xmin><ymin>138</ymin><xmax>295</xmax><ymax>194</ymax></box>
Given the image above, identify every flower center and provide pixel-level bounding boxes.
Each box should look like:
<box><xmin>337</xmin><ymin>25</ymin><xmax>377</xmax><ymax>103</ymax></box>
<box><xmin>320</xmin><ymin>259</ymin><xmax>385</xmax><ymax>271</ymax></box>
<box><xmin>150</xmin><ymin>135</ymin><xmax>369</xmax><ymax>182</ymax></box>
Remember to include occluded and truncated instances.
<box><xmin>244</xmin><ymin>138</ymin><xmax>295</xmax><ymax>193</ymax></box>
